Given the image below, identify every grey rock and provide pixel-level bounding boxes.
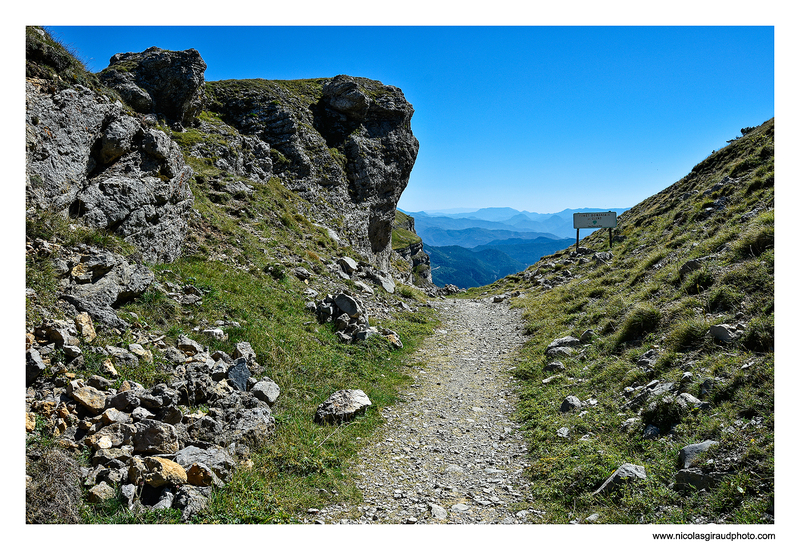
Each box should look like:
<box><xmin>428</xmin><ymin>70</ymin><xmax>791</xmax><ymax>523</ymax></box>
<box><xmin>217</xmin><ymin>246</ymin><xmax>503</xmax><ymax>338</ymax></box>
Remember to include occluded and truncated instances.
<box><xmin>334</xmin><ymin>293</ymin><xmax>364</xmax><ymax>318</ymax></box>
<box><xmin>315</xmin><ymin>389</ymin><xmax>372</xmax><ymax>424</ymax></box>
<box><xmin>546</xmin><ymin>346</ymin><xmax>575</xmax><ymax>359</ymax></box>
<box><xmin>678</xmin><ymin>440</ymin><xmax>719</xmax><ymax>469</ymax></box>
<box><xmin>556</xmin><ymin>427</ymin><xmax>570</xmax><ymax>438</ymax></box>
<box><xmin>674</xmin><ymin>468</ymin><xmax>717</xmax><ymax>490</ymax></box>
<box><xmin>107</xmin><ymin>391</ymin><xmax>141</xmax><ymax>412</ymax></box>
<box><xmin>92</xmin><ymin>447</ymin><xmax>134</xmax><ymax>467</ymax></box>
<box><xmin>429</xmin><ymin>503</ymin><xmax>447</xmax><ymax>520</ymax></box>
<box><xmin>579</xmin><ymin>329</ymin><xmax>596</xmax><ymax>343</ymax></box>
<box><xmin>207</xmin><ymin>74</ymin><xmax>418</xmax><ymax>270</ymax></box>
<box><xmin>226</xmin><ymin>358</ymin><xmax>251</xmax><ymax>392</ymax></box>
<box><xmin>293</xmin><ymin>267</ymin><xmax>312</xmax><ymax>281</ymax></box>
<box><xmin>251</xmin><ymin>378</ymin><xmax>281</xmax><ymax>406</ymax></box>
<box><xmin>177</xmin><ymin>334</ymin><xmax>204</xmax><ymax>355</ymax></box>
<box><xmin>709</xmin><ymin>324</ymin><xmax>737</xmax><ymax>342</ymax></box>
<box><xmin>36</xmin><ymin>319</ymin><xmax>80</xmax><ymax>348</ymax></box>
<box><xmin>105</xmin><ymin>345</ymin><xmax>140</xmax><ymax>368</ymax></box>
<box><xmin>560</xmin><ymin>395</ymin><xmax>582</xmax><ymax>413</ymax></box>
<box><xmin>62</xmin><ymin>257</ymin><xmax>154</xmax><ymax>330</ymax></box>
<box><xmin>130</xmin><ymin>406</ymin><xmax>155</xmax><ymax>422</ymax></box>
<box><xmin>175</xmin><ymin>445</ymin><xmax>237</xmax><ymax>482</ymax></box>
<box><xmin>677</xmin><ymin>392</ymin><xmax>707</xmax><ymax>411</ymax></box>
<box><xmin>87</xmin><ymin>375</ymin><xmax>114</xmax><ymax>391</ymax></box>
<box><xmin>338</xmin><ymin>257</ymin><xmax>359</xmax><ymax>275</ymax></box>
<box><xmin>650</xmin><ymin>382</ymin><xmax>675</xmax><ymax>396</ymax></box>
<box><xmin>133</xmin><ymin>419</ymin><xmax>179</xmax><ymax>455</ymax></box>
<box><xmin>543</xmin><ymin>361</ymin><xmax>565</xmax><ymax>373</ymax></box>
<box><xmin>232</xmin><ymin>341</ymin><xmax>257</xmax><ymax>364</ymax></box>
<box><xmin>593</xmin><ymin>252</ymin><xmax>613</xmax><ymax>262</ymax></box>
<box><xmin>592</xmin><ymin>463</ymin><xmax>646</xmax><ymax>495</ymax></box>
<box><xmin>163</xmin><ymin>346</ymin><xmax>186</xmax><ymax>365</ymax></box>
<box><xmin>547</xmin><ymin>336</ymin><xmax>581</xmax><ymax>351</ymax></box>
<box><xmin>173</xmin><ymin>485</ymin><xmax>210</xmax><ymax>522</ymax></box>
<box><xmin>210</xmin><ymin>360</ymin><xmax>229</xmax><ymax>381</ymax></box>
<box><xmin>642</xmin><ymin>424</ymin><xmax>660</xmax><ymax>439</ymax></box>
<box><xmin>228</xmin><ymin>407</ymin><xmax>276</xmax><ymax>449</ymax></box>
<box><xmin>26</xmin><ymin>348</ymin><xmax>46</xmax><ymax>386</ymax></box>
<box><xmin>26</xmin><ymin>82</ymin><xmax>194</xmax><ymax>263</ymax></box>
<box><xmin>152</xmin><ymin>487</ymin><xmax>175</xmax><ymax>510</ymax></box>
<box><xmin>120</xmin><ymin>483</ymin><xmax>138</xmax><ymax>508</ymax></box>
<box><xmin>620</xmin><ymin>417</ymin><xmax>640</xmax><ymax>433</ymax></box>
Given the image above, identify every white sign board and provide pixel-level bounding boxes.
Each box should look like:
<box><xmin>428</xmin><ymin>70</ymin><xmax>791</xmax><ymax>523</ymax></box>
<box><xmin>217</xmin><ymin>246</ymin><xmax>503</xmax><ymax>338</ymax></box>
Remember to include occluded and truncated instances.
<box><xmin>573</xmin><ymin>211</ymin><xmax>617</xmax><ymax>229</ymax></box>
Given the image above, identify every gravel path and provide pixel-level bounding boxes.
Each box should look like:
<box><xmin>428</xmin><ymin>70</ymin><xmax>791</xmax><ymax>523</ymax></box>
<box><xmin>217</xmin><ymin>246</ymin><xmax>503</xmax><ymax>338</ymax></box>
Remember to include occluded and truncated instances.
<box><xmin>308</xmin><ymin>297</ymin><xmax>537</xmax><ymax>524</ymax></box>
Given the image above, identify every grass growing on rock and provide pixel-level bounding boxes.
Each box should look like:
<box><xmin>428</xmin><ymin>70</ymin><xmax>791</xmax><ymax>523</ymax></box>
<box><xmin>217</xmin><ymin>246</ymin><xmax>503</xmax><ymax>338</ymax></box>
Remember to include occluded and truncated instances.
<box><xmin>64</xmin><ymin>112</ymin><xmax>438</xmax><ymax>523</ymax></box>
<box><xmin>477</xmin><ymin>119</ymin><xmax>774</xmax><ymax>524</ymax></box>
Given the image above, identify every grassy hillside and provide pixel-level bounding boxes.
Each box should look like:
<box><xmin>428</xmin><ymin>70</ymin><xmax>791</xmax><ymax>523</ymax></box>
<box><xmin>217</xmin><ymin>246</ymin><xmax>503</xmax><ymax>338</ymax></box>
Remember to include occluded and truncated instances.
<box><xmin>391</xmin><ymin>210</ymin><xmax>423</xmax><ymax>250</ymax></box>
<box><xmin>472</xmin><ymin>119</ymin><xmax>774</xmax><ymax>524</ymax></box>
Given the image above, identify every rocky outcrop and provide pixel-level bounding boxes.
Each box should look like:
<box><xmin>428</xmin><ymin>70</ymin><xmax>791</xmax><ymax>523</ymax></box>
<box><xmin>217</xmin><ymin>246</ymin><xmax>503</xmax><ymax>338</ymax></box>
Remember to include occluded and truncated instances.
<box><xmin>99</xmin><ymin>47</ymin><xmax>207</xmax><ymax>128</ymax></box>
<box><xmin>205</xmin><ymin>75</ymin><xmax>419</xmax><ymax>270</ymax></box>
<box><xmin>25</xmin><ymin>80</ymin><xmax>194</xmax><ymax>263</ymax></box>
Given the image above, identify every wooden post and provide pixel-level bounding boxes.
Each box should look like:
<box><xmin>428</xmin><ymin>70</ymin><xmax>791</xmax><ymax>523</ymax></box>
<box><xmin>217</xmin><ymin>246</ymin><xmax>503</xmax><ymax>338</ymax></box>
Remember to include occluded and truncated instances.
<box><xmin>576</xmin><ymin>228</ymin><xmax>580</xmax><ymax>251</ymax></box>
<box><xmin>608</xmin><ymin>227</ymin><xmax>613</xmax><ymax>249</ymax></box>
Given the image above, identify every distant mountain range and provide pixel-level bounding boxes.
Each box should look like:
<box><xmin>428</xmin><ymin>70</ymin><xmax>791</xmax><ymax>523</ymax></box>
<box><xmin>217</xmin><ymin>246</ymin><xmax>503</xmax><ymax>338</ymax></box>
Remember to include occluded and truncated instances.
<box><xmin>403</xmin><ymin>207</ymin><xmax>628</xmax><ymax>287</ymax></box>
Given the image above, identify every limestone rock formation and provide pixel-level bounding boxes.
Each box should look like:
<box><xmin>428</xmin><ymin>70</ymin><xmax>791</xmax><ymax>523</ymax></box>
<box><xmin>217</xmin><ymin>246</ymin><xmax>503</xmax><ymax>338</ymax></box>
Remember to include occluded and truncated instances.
<box><xmin>99</xmin><ymin>46</ymin><xmax>207</xmax><ymax>127</ymax></box>
<box><xmin>205</xmin><ymin>74</ymin><xmax>419</xmax><ymax>270</ymax></box>
<box><xmin>25</xmin><ymin>80</ymin><xmax>194</xmax><ymax>263</ymax></box>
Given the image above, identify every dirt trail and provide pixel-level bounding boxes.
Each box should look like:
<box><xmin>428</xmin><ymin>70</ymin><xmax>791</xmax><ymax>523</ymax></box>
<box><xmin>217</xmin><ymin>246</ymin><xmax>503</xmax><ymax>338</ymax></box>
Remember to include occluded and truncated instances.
<box><xmin>311</xmin><ymin>297</ymin><xmax>537</xmax><ymax>524</ymax></box>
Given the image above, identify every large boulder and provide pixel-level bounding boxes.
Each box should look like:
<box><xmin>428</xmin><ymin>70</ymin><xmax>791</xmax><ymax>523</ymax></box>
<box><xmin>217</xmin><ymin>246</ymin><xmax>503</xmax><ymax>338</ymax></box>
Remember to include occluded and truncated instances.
<box><xmin>314</xmin><ymin>389</ymin><xmax>372</xmax><ymax>424</ymax></box>
<box><xmin>99</xmin><ymin>46</ymin><xmax>207</xmax><ymax>127</ymax></box>
<box><xmin>61</xmin><ymin>251</ymin><xmax>154</xmax><ymax>329</ymax></box>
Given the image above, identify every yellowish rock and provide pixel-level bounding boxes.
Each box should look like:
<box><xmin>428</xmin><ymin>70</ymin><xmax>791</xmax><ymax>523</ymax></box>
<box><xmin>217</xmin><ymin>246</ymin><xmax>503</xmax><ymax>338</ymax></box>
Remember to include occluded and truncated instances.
<box><xmin>102</xmin><ymin>358</ymin><xmax>119</xmax><ymax>377</ymax></box>
<box><xmin>26</xmin><ymin>412</ymin><xmax>36</xmax><ymax>432</ymax></box>
<box><xmin>71</xmin><ymin>385</ymin><xmax>107</xmax><ymax>415</ymax></box>
<box><xmin>143</xmin><ymin>457</ymin><xmax>187</xmax><ymax>488</ymax></box>
<box><xmin>92</xmin><ymin>435</ymin><xmax>114</xmax><ymax>450</ymax></box>
<box><xmin>74</xmin><ymin>312</ymin><xmax>96</xmax><ymax>342</ymax></box>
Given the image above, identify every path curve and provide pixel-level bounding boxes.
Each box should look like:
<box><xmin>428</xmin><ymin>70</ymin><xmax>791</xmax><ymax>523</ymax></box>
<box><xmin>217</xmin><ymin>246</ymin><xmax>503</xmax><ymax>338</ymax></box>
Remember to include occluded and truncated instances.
<box><xmin>310</xmin><ymin>297</ymin><xmax>535</xmax><ymax>524</ymax></box>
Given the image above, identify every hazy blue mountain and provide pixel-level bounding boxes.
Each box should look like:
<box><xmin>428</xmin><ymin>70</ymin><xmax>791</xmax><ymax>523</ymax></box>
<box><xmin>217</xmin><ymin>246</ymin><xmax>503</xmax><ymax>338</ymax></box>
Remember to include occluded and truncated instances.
<box><xmin>472</xmin><ymin>236</ymin><xmax>576</xmax><ymax>265</ymax></box>
<box><xmin>405</xmin><ymin>206</ymin><xmax>629</xmax><ymax>287</ymax></box>
<box><xmin>425</xmin><ymin>245</ymin><xmax>526</xmax><ymax>288</ymax></box>
<box><xmin>405</xmin><ymin>207</ymin><xmax>628</xmax><ymax>240</ymax></box>
<box><xmin>419</xmin><ymin>226</ymin><xmax>560</xmax><ymax>247</ymax></box>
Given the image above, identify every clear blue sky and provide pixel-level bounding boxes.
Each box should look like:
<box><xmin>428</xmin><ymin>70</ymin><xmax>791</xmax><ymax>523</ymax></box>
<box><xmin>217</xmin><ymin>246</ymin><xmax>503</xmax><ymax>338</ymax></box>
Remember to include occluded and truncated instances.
<box><xmin>45</xmin><ymin>25</ymin><xmax>774</xmax><ymax>214</ymax></box>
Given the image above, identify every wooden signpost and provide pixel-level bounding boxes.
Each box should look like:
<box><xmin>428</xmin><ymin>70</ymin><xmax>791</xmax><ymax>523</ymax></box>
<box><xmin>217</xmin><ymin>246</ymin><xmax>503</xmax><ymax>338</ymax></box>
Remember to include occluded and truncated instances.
<box><xmin>573</xmin><ymin>211</ymin><xmax>617</xmax><ymax>251</ymax></box>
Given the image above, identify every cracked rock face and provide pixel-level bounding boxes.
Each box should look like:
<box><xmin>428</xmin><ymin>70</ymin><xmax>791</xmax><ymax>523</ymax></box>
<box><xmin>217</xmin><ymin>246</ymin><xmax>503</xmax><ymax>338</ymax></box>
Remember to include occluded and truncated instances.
<box><xmin>26</xmin><ymin>82</ymin><xmax>194</xmax><ymax>263</ymax></box>
<box><xmin>206</xmin><ymin>74</ymin><xmax>419</xmax><ymax>270</ymax></box>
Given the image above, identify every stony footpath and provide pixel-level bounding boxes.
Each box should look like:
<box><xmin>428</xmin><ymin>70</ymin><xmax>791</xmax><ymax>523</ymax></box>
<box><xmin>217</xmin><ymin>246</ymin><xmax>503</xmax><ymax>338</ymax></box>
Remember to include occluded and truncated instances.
<box><xmin>307</xmin><ymin>296</ymin><xmax>539</xmax><ymax>524</ymax></box>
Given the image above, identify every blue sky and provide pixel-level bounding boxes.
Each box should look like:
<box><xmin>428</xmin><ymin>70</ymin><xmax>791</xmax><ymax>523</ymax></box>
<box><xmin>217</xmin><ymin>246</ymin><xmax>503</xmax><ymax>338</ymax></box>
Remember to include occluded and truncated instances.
<box><xmin>44</xmin><ymin>24</ymin><xmax>774</xmax><ymax>215</ymax></box>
